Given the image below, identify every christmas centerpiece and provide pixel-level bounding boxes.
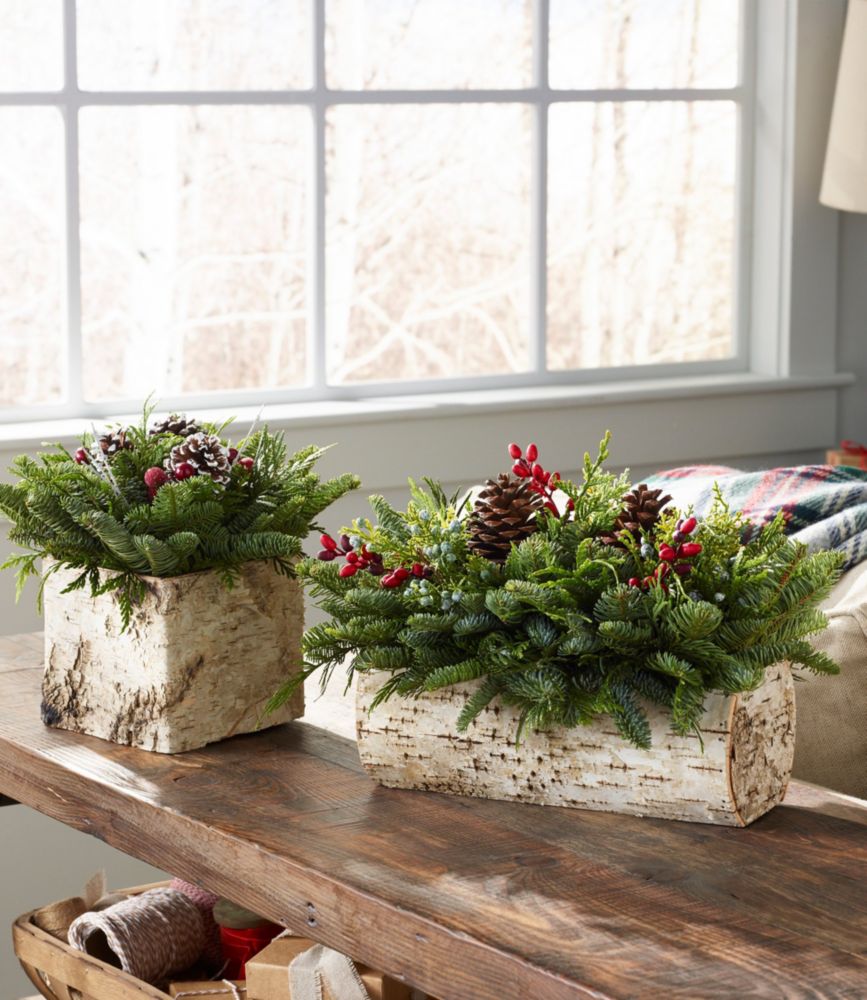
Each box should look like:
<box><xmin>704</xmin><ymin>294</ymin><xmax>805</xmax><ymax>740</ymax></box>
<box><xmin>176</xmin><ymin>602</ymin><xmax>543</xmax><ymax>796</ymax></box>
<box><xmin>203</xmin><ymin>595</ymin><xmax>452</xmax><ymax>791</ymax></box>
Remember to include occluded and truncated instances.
<box><xmin>0</xmin><ymin>404</ymin><xmax>359</xmax><ymax>752</ymax></box>
<box><xmin>275</xmin><ymin>435</ymin><xmax>842</xmax><ymax>825</ymax></box>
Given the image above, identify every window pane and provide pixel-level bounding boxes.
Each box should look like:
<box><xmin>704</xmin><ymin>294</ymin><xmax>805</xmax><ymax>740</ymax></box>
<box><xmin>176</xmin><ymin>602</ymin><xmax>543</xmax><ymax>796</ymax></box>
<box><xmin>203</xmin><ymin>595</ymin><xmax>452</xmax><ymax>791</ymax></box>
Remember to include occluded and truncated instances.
<box><xmin>0</xmin><ymin>0</ymin><xmax>63</xmax><ymax>91</ymax></box>
<box><xmin>549</xmin><ymin>0</ymin><xmax>738</xmax><ymax>89</ymax></box>
<box><xmin>0</xmin><ymin>109</ymin><xmax>64</xmax><ymax>407</ymax></box>
<box><xmin>326</xmin><ymin>105</ymin><xmax>531</xmax><ymax>384</ymax></box>
<box><xmin>76</xmin><ymin>0</ymin><xmax>310</xmax><ymax>91</ymax></box>
<box><xmin>326</xmin><ymin>0</ymin><xmax>533</xmax><ymax>90</ymax></box>
<box><xmin>547</xmin><ymin>102</ymin><xmax>736</xmax><ymax>370</ymax></box>
<box><xmin>79</xmin><ymin>107</ymin><xmax>310</xmax><ymax>401</ymax></box>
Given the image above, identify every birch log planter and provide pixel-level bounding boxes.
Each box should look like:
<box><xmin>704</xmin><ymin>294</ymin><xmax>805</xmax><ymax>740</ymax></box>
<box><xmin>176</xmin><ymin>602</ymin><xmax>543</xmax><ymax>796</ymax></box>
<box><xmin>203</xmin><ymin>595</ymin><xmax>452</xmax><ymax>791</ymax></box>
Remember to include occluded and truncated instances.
<box><xmin>356</xmin><ymin>663</ymin><xmax>796</xmax><ymax>826</ymax></box>
<box><xmin>41</xmin><ymin>560</ymin><xmax>304</xmax><ymax>753</ymax></box>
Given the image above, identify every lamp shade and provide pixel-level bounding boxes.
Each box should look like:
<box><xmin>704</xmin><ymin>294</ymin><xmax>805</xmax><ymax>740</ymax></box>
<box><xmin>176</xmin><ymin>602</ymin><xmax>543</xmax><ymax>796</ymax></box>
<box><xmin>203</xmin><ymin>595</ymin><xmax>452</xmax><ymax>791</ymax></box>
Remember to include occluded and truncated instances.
<box><xmin>821</xmin><ymin>0</ymin><xmax>867</xmax><ymax>212</ymax></box>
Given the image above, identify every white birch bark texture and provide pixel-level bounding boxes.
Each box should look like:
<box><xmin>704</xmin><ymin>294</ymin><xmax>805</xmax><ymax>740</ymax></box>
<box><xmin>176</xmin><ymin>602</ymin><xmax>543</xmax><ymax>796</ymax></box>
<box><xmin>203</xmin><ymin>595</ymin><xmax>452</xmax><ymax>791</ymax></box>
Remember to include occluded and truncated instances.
<box><xmin>356</xmin><ymin>663</ymin><xmax>796</xmax><ymax>826</ymax></box>
<box><xmin>42</xmin><ymin>561</ymin><xmax>304</xmax><ymax>753</ymax></box>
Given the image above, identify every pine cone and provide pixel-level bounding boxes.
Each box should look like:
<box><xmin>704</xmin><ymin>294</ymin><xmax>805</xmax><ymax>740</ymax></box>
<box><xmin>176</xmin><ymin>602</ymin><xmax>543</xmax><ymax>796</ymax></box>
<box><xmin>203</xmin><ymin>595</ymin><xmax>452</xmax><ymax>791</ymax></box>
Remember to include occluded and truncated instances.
<box><xmin>467</xmin><ymin>473</ymin><xmax>543</xmax><ymax>563</ymax></box>
<box><xmin>150</xmin><ymin>413</ymin><xmax>200</xmax><ymax>437</ymax></box>
<box><xmin>168</xmin><ymin>433</ymin><xmax>232</xmax><ymax>485</ymax></box>
<box><xmin>97</xmin><ymin>428</ymin><xmax>133</xmax><ymax>458</ymax></box>
<box><xmin>599</xmin><ymin>484</ymin><xmax>672</xmax><ymax>546</ymax></box>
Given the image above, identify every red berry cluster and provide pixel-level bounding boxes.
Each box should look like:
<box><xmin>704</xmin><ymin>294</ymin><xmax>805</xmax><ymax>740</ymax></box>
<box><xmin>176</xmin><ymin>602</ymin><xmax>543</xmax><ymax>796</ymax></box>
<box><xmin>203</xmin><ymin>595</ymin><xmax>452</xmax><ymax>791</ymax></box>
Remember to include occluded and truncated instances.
<box><xmin>318</xmin><ymin>533</ymin><xmax>385</xmax><ymax>579</ymax></box>
<box><xmin>628</xmin><ymin>516</ymin><xmax>702</xmax><ymax>592</ymax></box>
<box><xmin>382</xmin><ymin>561</ymin><xmax>433</xmax><ymax>589</ymax></box>
<box><xmin>318</xmin><ymin>534</ymin><xmax>433</xmax><ymax>589</ymax></box>
<box><xmin>508</xmin><ymin>442</ymin><xmax>566</xmax><ymax>515</ymax></box>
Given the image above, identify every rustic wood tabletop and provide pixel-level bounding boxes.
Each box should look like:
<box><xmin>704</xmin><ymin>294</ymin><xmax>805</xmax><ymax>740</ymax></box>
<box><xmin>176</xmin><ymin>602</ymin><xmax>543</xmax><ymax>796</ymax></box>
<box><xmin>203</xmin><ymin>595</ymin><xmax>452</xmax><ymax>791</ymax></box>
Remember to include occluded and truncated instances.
<box><xmin>1</xmin><ymin>632</ymin><xmax>865</xmax><ymax>1000</ymax></box>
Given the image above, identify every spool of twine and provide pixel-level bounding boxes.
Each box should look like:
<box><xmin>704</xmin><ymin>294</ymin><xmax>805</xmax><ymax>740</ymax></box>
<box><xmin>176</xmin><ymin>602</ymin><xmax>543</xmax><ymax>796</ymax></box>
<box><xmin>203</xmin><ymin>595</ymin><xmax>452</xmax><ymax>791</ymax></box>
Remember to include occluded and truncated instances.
<box><xmin>68</xmin><ymin>888</ymin><xmax>205</xmax><ymax>984</ymax></box>
<box><xmin>171</xmin><ymin>877</ymin><xmax>222</xmax><ymax>967</ymax></box>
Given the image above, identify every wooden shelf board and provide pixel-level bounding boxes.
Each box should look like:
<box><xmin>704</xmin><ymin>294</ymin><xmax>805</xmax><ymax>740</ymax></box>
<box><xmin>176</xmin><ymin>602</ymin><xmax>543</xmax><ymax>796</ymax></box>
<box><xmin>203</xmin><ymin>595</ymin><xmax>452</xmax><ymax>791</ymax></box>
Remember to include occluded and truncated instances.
<box><xmin>1</xmin><ymin>633</ymin><xmax>866</xmax><ymax>1000</ymax></box>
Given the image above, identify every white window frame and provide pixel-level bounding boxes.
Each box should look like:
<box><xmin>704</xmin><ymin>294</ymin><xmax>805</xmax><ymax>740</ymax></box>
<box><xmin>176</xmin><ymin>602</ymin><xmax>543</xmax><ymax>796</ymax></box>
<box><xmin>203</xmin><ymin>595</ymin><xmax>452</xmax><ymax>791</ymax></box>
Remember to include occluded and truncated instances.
<box><xmin>0</xmin><ymin>0</ymin><xmax>772</xmax><ymax>422</ymax></box>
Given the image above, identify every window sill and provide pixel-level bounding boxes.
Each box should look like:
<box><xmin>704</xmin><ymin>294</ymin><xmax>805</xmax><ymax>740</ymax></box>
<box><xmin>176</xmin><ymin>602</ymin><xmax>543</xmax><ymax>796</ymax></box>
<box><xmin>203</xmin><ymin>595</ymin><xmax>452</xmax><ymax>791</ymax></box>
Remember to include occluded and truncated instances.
<box><xmin>0</xmin><ymin>372</ymin><xmax>852</xmax><ymax>489</ymax></box>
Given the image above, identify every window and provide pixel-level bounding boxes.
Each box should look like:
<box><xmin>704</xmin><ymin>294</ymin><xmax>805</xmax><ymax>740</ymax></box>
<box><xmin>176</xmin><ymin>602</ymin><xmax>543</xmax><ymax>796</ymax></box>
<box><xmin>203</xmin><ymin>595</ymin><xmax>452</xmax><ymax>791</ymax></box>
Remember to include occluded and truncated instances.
<box><xmin>1</xmin><ymin>0</ymin><xmax>747</xmax><ymax>418</ymax></box>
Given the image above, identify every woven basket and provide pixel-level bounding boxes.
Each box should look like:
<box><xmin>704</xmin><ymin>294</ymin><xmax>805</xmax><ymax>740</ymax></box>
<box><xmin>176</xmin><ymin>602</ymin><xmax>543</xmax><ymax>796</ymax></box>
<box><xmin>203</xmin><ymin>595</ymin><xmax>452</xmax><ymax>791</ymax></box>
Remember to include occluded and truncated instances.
<box><xmin>13</xmin><ymin>882</ymin><xmax>175</xmax><ymax>1000</ymax></box>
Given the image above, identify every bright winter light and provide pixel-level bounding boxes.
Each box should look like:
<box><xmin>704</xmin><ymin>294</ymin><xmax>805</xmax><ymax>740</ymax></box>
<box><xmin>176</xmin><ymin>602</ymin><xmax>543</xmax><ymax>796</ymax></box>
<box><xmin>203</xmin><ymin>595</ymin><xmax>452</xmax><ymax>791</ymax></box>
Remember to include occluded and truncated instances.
<box><xmin>0</xmin><ymin>0</ymin><xmax>739</xmax><ymax>406</ymax></box>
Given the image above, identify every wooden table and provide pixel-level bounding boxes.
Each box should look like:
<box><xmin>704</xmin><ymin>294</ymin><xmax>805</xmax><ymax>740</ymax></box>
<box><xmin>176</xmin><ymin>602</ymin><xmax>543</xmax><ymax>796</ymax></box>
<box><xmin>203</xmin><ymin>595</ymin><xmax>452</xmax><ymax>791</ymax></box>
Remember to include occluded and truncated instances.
<box><xmin>1</xmin><ymin>632</ymin><xmax>865</xmax><ymax>1000</ymax></box>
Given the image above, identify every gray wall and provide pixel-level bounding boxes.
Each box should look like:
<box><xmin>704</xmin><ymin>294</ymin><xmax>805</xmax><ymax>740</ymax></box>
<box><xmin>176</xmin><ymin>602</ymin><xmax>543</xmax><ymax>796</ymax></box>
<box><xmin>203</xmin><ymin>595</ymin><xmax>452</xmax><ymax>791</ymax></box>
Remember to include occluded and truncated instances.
<box><xmin>838</xmin><ymin>216</ymin><xmax>867</xmax><ymax>441</ymax></box>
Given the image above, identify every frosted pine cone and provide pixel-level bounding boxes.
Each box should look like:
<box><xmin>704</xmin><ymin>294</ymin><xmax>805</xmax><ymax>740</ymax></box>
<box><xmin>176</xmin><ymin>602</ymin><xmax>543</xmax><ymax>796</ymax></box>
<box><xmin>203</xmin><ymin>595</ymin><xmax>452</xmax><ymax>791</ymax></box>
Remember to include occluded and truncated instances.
<box><xmin>150</xmin><ymin>413</ymin><xmax>201</xmax><ymax>438</ymax></box>
<box><xmin>97</xmin><ymin>428</ymin><xmax>133</xmax><ymax>457</ymax></box>
<box><xmin>168</xmin><ymin>433</ymin><xmax>232</xmax><ymax>485</ymax></box>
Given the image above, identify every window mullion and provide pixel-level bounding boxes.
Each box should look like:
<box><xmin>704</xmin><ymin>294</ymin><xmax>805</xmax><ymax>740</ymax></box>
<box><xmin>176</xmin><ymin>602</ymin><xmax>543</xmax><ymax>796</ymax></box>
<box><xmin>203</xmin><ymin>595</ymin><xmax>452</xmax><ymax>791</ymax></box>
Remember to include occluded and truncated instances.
<box><xmin>62</xmin><ymin>0</ymin><xmax>83</xmax><ymax>412</ymax></box>
<box><xmin>310</xmin><ymin>0</ymin><xmax>327</xmax><ymax>392</ymax></box>
<box><xmin>530</xmin><ymin>0</ymin><xmax>550</xmax><ymax>375</ymax></box>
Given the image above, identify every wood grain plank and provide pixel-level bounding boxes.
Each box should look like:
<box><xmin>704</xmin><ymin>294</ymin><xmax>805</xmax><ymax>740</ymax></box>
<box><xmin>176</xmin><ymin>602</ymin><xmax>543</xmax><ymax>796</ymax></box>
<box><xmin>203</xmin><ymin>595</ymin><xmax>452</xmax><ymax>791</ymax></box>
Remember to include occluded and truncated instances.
<box><xmin>0</xmin><ymin>634</ymin><xmax>865</xmax><ymax>1000</ymax></box>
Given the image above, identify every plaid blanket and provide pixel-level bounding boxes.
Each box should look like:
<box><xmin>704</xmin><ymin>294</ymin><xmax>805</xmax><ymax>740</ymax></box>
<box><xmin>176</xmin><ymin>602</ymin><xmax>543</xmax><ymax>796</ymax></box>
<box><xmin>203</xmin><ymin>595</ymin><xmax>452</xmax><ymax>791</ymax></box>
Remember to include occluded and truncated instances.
<box><xmin>646</xmin><ymin>464</ymin><xmax>867</xmax><ymax>570</ymax></box>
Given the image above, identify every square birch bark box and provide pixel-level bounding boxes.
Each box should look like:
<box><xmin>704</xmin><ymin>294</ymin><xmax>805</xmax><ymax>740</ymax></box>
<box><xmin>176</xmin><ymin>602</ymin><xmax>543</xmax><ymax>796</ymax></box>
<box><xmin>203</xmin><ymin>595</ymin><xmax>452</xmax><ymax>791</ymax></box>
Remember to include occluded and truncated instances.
<box><xmin>41</xmin><ymin>560</ymin><xmax>304</xmax><ymax>753</ymax></box>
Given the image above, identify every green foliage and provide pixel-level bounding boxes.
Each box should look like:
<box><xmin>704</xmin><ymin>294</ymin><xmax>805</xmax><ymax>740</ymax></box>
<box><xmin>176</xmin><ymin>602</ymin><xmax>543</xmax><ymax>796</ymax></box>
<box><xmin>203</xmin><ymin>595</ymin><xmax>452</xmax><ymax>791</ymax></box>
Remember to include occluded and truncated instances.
<box><xmin>1</xmin><ymin>403</ymin><xmax>359</xmax><ymax>627</ymax></box>
<box><xmin>278</xmin><ymin>436</ymin><xmax>843</xmax><ymax>748</ymax></box>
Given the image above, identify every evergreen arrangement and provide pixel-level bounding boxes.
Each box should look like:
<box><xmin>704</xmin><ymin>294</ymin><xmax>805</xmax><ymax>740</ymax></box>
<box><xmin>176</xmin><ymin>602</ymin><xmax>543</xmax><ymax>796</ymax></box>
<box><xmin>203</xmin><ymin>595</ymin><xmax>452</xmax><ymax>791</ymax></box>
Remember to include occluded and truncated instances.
<box><xmin>0</xmin><ymin>403</ymin><xmax>359</xmax><ymax>626</ymax></box>
<box><xmin>275</xmin><ymin>435</ymin><xmax>842</xmax><ymax>748</ymax></box>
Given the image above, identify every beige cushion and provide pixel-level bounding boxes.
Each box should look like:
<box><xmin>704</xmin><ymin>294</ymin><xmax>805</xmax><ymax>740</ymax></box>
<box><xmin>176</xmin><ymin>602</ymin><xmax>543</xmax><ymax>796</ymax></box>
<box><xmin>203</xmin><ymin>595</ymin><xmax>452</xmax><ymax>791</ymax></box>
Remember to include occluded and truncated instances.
<box><xmin>793</xmin><ymin>561</ymin><xmax>867</xmax><ymax>798</ymax></box>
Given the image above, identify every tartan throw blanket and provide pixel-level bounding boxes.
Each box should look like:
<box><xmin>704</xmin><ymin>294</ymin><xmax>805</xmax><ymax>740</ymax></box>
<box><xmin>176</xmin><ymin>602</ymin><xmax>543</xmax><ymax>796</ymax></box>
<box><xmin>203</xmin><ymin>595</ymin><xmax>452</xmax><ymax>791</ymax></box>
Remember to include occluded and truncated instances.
<box><xmin>646</xmin><ymin>464</ymin><xmax>867</xmax><ymax>570</ymax></box>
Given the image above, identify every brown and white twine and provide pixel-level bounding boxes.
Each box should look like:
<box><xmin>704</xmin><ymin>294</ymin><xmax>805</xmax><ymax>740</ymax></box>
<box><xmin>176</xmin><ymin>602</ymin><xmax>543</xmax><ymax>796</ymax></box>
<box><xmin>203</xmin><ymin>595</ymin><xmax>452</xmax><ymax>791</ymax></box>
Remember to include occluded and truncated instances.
<box><xmin>173</xmin><ymin>983</ymin><xmax>246</xmax><ymax>998</ymax></box>
<box><xmin>68</xmin><ymin>887</ymin><xmax>206</xmax><ymax>984</ymax></box>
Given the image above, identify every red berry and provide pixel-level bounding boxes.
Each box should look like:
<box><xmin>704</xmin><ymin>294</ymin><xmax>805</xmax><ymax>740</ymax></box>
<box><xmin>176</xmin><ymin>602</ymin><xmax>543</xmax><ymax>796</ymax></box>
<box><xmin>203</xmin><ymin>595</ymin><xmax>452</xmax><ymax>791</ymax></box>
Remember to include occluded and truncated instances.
<box><xmin>543</xmin><ymin>501</ymin><xmax>557</xmax><ymax>515</ymax></box>
<box><xmin>532</xmin><ymin>463</ymin><xmax>544</xmax><ymax>479</ymax></box>
<box><xmin>238</xmin><ymin>456</ymin><xmax>254</xmax><ymax>471</ymax></box>
<box><xmin>144</xmin><ymin>466</ymin><xmax>168</xmax><ymax>499</ymax></box>
<box><xmin>412</xmin><ymin>562</ymin><xmax>424</xmax><ymax>577</ymax></box>
<box><xmin>680</xmin><ymin>542</ymin><xmax>703</xmax><ymax>557</ymax></box>
<box><xmin>659</xmin><ymin>545</ymin><xmax>677</xmax><ymax>562</ymax></box>
<box><xmin>512</xmin><ymin>463</ymin><xmax>528</xmax><ymax>478</ymax></box>
<box><xmin>551</xmin><ymin>472</ymin><xmax>560</xmax><ymax>483</ymax></box>
<box><xmin>320</xmin><ymin>533</ymin><xmax>338</xmax><ymax>551</ymax></box>
<box><xmin>173</xmin><ymin>461</ymin><xmax>195</xmax><ymax>480</ymax></box>
<box><xmin>339</xmin><ymin>534</ymin><xmax>352</xmax><ymax>552</ymax></box>
<box><xmin>674</xmin><ymin>563</ymin><xmax>692</xmax><ymax>576</ymax></box>
<box><xmin>566</xmin><ymin>498</ymin><xmax>575</xmax><ymax>511</ymax></box>
<box><xmin>317</xmin><ymin>549</ymin><xmax>337</xmax><ymax>561</ymax></box>
<box><xmin>368</xmin><ymin>563</ymin><xmax>384</xmax><ymax>576</ymax></box>
<box><xmin>74</xmin><ymin>447</ymin><xmax>91</xmax><ymax>465</ymax></box>
<box><xmin>380</xmin><ymin>573</ymin><xmax>399</xmax><ymax>588</ymax></box>
<box><xmin>144</xmin><ymin>466</ymin><xmax>167</xmax><ymax>488</ymax></box>
<box><xmin>655</xmin><ymin>563</ymin><xmax>671</xmax><ymax>579</ymax></box>
<box><xmin>393</xmin><ymin>567</ymin><xmax>410</xmax><ymax>582</ymax></box>
<box><xmin>228</xmin><ymin>447</ymin><xmax>239</xmax><ymax>463</ymax></box>
<box><xmin>339</xmin><ymin>564</ymin><xmax>358</xmax><ymax>578</ymax></box>
<box><xmin>526</xmin><ymin>443</ymin><xmax>538</xmax><ymax>463</ymax></box>
<box><xmin>681</xmin><ymin>516</ymin><xmax>697</xmax><ymax>535</ymax></box>
<box><xmin>628</xmin><ymin>577</ymin><xmax>640</xmax><ymax>587</ymax></box>
<box><xmin>508</xmin><ymin>442</ymin><xmax>522</xmax><ymax>459</ymax></box>
<box><xmin>346</xmin><ymin>551</ymin><xmax>359</xmax><ymax>564</ymax></box>
<box><xmin>369</xmin><ymin>551</ymin><xmax>383</xmax><ymax>564</ymax></box>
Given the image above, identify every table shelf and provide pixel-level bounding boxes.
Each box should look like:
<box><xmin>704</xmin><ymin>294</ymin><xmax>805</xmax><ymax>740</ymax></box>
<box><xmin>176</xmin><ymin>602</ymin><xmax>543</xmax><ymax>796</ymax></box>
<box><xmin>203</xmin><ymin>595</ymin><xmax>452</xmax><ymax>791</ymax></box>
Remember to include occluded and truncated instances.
<box><xmin>1</xmin><ymin>633</ymin><xmax>866</xmax><ymax>1000</ymax></box>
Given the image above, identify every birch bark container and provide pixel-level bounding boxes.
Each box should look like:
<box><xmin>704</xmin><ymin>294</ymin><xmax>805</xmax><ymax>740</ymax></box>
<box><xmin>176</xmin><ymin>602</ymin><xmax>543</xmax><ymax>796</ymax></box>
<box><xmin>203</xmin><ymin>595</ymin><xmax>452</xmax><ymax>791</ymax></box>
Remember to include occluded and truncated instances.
<box><xmin>42</xmin><ymin>561</ymin><xmax>304</xmax><ymax>753</ymax></box>
<box><xmin>356</xmin><ymin>663</ymin><xmax>795</xmax><ymax>826</ymax></box>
